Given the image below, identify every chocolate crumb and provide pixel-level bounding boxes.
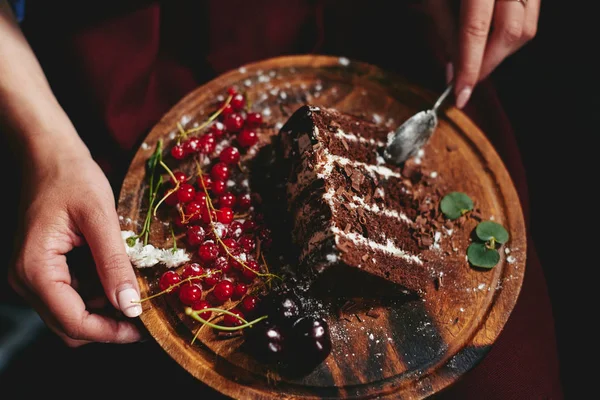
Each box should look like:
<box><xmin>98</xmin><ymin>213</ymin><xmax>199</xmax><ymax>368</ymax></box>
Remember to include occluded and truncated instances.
<box><xmin>421</xmin><ymin>236</ymin><xmax>434</xmax><ymax>247</ymax></box>
<box><xmin>341</xmin><ymin>138</ymin><xmax>350</xmax><ymax>151</ymax></box>
<box><xmin>446</xmin><ymin>144</ymin><xmax>458</xmax><ymax>152</ymax></box>
<box><xmin>355</xmin><ymin>313</ymin><xmax>362</xmax><ymax>323</ymax></box>
<box><xmin>366</xmin><ymin>309</ymin><xmax>380</xmax><ymax>319</ymax></box>
<box><xmin>362</xmin><ymin>254</ymin><xmax>369</xmax><ymax>261</ymax></box>
<box><xmin>344</xmin><ymin>223</ymin><xmax>352</xmax><ymax>233</ymax></box>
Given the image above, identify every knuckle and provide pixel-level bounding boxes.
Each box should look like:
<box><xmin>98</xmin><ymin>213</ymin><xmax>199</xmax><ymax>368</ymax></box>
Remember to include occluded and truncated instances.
<box><xmin>463</xmin><ymin>19</ymin><xmax>490</xmax><ymax>39</ymax></box>
<box><xmin>501</xmin><ymin>21</ymin><xmax>523</xmax><ymax>44</ymax></box>
<box><xmin>99</xmin><ymin>252</ymin><xmax>133</xmax><ymax>277</ymax></box>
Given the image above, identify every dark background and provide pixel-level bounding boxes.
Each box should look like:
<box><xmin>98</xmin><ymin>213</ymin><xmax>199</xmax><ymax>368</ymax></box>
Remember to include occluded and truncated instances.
<box><xmin>0</xmin><ymin>1</ymin><xmax>586</xmax><ymax>398</ymax></box>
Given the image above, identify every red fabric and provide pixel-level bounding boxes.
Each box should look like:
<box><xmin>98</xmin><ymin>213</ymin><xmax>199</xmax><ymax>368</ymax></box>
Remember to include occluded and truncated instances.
<box><xmin>20</xmin><ymin>1</ymin><xmax>562</xmax><ymax>398</ymax></box>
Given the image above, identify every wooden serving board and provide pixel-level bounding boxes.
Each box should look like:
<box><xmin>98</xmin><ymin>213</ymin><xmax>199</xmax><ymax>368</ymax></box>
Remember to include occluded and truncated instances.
<box><xmin>117</xmin><ymin>55</ymin><xmax>526</xmax><ymax>399</ymax></box>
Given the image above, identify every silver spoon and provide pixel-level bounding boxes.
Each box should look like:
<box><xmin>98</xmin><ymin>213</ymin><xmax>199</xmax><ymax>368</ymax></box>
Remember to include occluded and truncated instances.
<box><xmin>383</xmin><ymin>83</ymin><xmax>454</xmax><ymax>165</ymax></box>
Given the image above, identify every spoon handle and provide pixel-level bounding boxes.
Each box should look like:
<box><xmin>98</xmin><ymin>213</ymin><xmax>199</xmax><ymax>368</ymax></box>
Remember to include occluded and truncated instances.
<box><xmin>432</xmin><ymin>83</ymin><xmax>454</xmax><ymax>114</ymax></box>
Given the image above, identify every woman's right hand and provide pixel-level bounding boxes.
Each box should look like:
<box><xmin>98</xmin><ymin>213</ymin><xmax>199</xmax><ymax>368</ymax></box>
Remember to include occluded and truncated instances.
<box><xmin>8</xmin><ymin>146</ymin><xmax>143</xmax><ymax>347</ymax></box>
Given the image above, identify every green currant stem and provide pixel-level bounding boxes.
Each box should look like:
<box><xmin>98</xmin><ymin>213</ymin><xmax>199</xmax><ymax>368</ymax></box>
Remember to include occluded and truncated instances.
<box><xmin>135</xmin><ymin>271</ymin><xmax>222</xmax><ymax>303</ymax></box>
<box><xmin>186</xmin><ymin>307</ymin><xmax>267</xmax><ymax>331</ymax></box>
<box><xmin>186</xmin><ymin>95</ymin><xmax>233</xmax><ymax>135</ymax></box>
<box><xmin>152</xmin><ymin>160</ymin><xmax>181</xmax><ymax>217</ymax></box>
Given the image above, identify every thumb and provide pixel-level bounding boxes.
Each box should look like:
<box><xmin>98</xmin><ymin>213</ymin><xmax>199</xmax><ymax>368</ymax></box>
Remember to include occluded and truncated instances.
<box><xmin>76</xmin><ymin>203</ymin><xmax>142</xmax><ymax>318</ymax></box>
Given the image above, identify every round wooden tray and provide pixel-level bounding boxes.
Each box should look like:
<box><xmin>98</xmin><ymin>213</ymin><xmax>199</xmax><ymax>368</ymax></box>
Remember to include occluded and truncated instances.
<box><xmin>117</xmin><ymin>55</ymin><xmax>526</xmax><ymax>399</ymax></box>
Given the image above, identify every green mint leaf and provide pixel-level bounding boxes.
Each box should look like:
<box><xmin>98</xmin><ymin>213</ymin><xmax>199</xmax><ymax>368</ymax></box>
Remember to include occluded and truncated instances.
<box><xmin>467</xmin><ymin>242</ymin><xmax>500</xmax><ymax>269</ymax></box>
<box><xmin>475</xmin><ymin>221</ymin><xmax>509</xmax><ymax>244</ymax></box>
<box><xmin>440</xmin><ymin>192</ymin><xmax>474</xmax><ymax>220</ymax></box>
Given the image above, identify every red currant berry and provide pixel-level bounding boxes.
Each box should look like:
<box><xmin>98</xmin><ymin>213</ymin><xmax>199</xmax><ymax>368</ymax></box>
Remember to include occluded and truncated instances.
<box><xmin>211</xmin><ymin>162</ymin><xmax>230</xmax><ymax>181</ymax></box>
<box><xmin>172</xmin><ymin>209</ymin><xmax>187</xmax><ymax>228</ymax></box>
<box><xmin>221</xmin><ymin>103</ymin><xmax>234</xmax><ymax>116</ymax></box>
<box><xmin>203</xmin><ymin>271</ymin><xmax>220</xmax><ymax>287</ymax></box>
<box><xmin>223</xmin><ymin>113</ymin><xmax>244</xmax><ymax>132</ymax></box>
<box><xmin>230</xmin><ymin>93</ymin><xmax>245</xmax><ymax>110</ymax></box>
<box><xmin>183</xmin><ymin>137</ymin><xmax>201</xmax><ymax>154</ymax></box>
<box><xmin>241</xmin><ymin>295</ymin><xmax>259</xmax><ymax>313</ymax></box>
<box><xmin>227</xmin><ymin>86</ymin><xmax>238</xmax><ymax>96</ymax></box>
<box><xmin>186</xmin><ymin>225</ymin><xmax>206</xmax><ymax>246</ymax></box>
<box><xmin>179</xmin><ymin>283</ymin><xmax>202</xmax><ymax>305</ymax></box>
<box><xmin>171</xmin><ymin>144</ymin><xmax>186</xmax><ymax>160</ymax></box>
<box><xmin>218</xmin><ymin>193</ymin><xmax>236</xmax><ymax>208</ymax></box>
<box><xmin>211</xmin><ymin>180</ymin><xmax>227</xmax><ymax>195</ymax></box>
<box><xmin>242</xmin><ymin>260</ymin><xmax>260</xmax><ymax>279</ymax></box>
<box><xmin>191</xmin><ymin>300</ymin><xmax>212</xmax><ymax>320</ymax></box>
<box><xmin>219</xmin><ymin>146</ymin><xmax>240</xmax><ymax>165</ymax></box>
<box><xmin>171</xmin><ymin>171</ymin><xmax>188</xmax><ymax>185</ymax></box>
<box><xmin>229</xmin><ymin>250</ymin><xmax>247</xmax><ymax>270</ymax></box>
<box><xmin>177</xmin><ymin>183</ymin><xmax>196</xmax><ymax>203</ymax></box>
<box><xmin>217</xmin><ymin>207</ymin><xmax>234</xmax><ymax>224</ymax></box>
<box><xmin>212</xmin><ymin>256</ymin><xmax>231</xmax><ymax>273</ymax></box>
<box><xmin>192</xmin><ymin>300</ymin><xmax>212</xmax><ymax>321</ymax></box>
<box><xmin>228</xmin><ymin>221</ymin><xmax>244</xmax><ymax>239</ymax></box>
<box><xmin>242</xmin><ymin>220</ymin><xmax>257</xmax><ymax>233</ymax></box>
<box><xmin>194</xmin><ymin>191</ymin><xmax>208</xmax><ymax>205</ymax></box>
<box><xmin>221</xmin><ymin>238</ymin><xmax>238</xmax><ymax>252</ymax></box>
<box><xmin>232</xmin><ymin>283</ymin><xmax>248</xmax><ymax>300</ymax></box>
<box><xmin>181</xmin><ymin>263</ymin><xmax>204</xmax><ymax>279</ymax></box>
<box><xmin>238</xmin><ymin>235</ymin><xmax>256</xmax><ymax>253</ymax></box>
<box><xmin>159</xmin><ymin>270</ymin><xmax>181</xmax><ymax>292</ymax></box>
<box><xmin>210</xmin><ymin>121</ymin><xmax>226</xmax><ymax>138</ymax></box>
<box><xmin>198</xmin><ymin>242</ymin><xmax>219</xmax><ymax>262</ymax></box>
<box><xmin>200</xmin><ymin>208</ymin><xmax>217</xmax><ymax>224</ymax></box>
<box><xmin>164</xmin><ymin>189</ymin><xmax>179</xmax><ymax>206</ymax></box>
<box><xmin>213</xmin><ymin>280</ymin><xmax>234</xmax><ymax>302</ymax></box>
<box><xmin>222</xmin><ymin>308</ymin><xmax>245</xmax><ymax>327</ymax></box>
<box><xmin>199</xmin><ymin>133</ymin><xmax>216</xmax><ymax>154</ymax></box>
<box><xmin>184</xmin><ymin>201</ymin><xmax>205</xmax><ymax>222</ymax></box>
<box><xmin>245</xmin><ymin>112</ymin><xmax>263</xmax><ymax>128</ymax></box>
<box><xmin>197</xmin><ymin>175</ymin><xmax>212</xmax><ymax>191</ymax></box>
<box><xmin>237</xmin><ymin>193</ymin><xmax>252</xmax><ymax>210</ymax></box>
<box><xmin>238</xmin><ymin>129</ymin><xmax>258</xmax><ymax>148</ymax></box>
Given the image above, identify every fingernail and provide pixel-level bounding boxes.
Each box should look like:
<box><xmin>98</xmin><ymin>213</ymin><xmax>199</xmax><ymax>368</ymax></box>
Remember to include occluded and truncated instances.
<box><xmin>455</xmin><ymin>86</ymin><xmax>472</xmax><ymax>109</ymax></box>
<box><xmin>117</xmin><ymin>288</ymin><xmax>142</xmax><ymax>318</ymax></box>
<box><xmin>445</xmin><ymin>63</ymin><xmax>454</xmax><ymax>84</ymax></box>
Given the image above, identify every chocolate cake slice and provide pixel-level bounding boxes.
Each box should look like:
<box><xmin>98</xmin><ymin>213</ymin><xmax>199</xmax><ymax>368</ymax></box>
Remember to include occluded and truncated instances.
<box><xmin>278</xmin><ymin>105</ymin><xmax>440</xmax><ymax>294</ymax></box>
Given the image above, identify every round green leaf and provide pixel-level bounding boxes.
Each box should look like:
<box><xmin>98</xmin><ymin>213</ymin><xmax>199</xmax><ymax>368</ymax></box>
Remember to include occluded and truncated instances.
<box><xmin>467</xmin><ymin>242</ymin><xmax>500</xmax><ymax>269</ymax></box>
<box><xmin>440</xmin><ymin>192</ymin><xmax>474</xmax><ymax>220</ymax></box>
<box><xmin>475</xmin><ymin>221</ymin><xmax>509</xmax><ymax>244</ymax></box>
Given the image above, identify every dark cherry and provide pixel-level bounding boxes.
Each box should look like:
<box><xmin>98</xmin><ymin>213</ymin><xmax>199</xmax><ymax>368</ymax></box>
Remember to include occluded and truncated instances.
<box><xmin>232</xmin><ymin>283</ymin><xmax>248</xmax><ymax>300</ymax></box>
<box><xmin>292</xmin><ymin>317</ymin><xmax>332</xmax><ymax>364</ymax></box>
<box><xmin>183</xmin><ymin>137</ymin><xmax>201</xmax><ymax>154</ymax></box>
<box><xmin>179</xmin><ymin>283</ymin><xmax>202</xmax><ymax>305</ymax></box>
<box><xmin>219</xmin><ymin>146</ymin><xmax>240</xmax><ymax>165</ymax></box>
<box><xmin>198</xmin><ymin>242</ymin><xmax>219</xmax><ymax>262</ymax></box>
<box><xmin>213</xmin><ymin>280</ymin><xmax>234</xmax><ymax>302</ymax></box>
<box><xmin>218</xmin><ymin>193</ymin><xmax>236</xmax><ymax>208</ymax></box>
<box><xmin>217</xmin><ymin>207</ymin><xmax>234</xmax><ymax>224</ymax></box>
<box><xmin>211</xmin><ymin>180</ymin><xmax>227</xmax><ymax>195</ymax></box>
<box><xmin>244</xmin><ymin>321</ymin><xmax>286</xmax><ymax>364</ymax></box>
<box><xmin>259</xmin><ymin>291</ymin><xmax>303</xmax><ymax>322</ymax></box>
<box><xmin>245</xmin><ymin>112</ymin><xmax>263</xmax><ymax>128</ymax></box>
<box><xmin>222</xmin><ymin>308</ymin><xmax>245</xmax><ymax>327</ymax></box>
<box><xmin>191</xmin><ymin>299</ymin><xmax>212</xmax><ymax>320</ymax></box>
<box><xmin>210</xmin><ymin>121</ymin><xmax>227</xmax><ymax>138</ymax></box>
<box><xmin>170</xmin><ymin>144</ymin><xmax>186</xmax><ymax>160</ymax></box>
<box><xmin>237</xmin><ymin>193</ymin><xmax>252</xmax><ymax>210</ymax></box>
<box><xmin>177</xmin><ymin>183</ymin><xmax>196</xmax><ymax>204</ymax></box>
<box><xmin>238</xmin><ymin>128</ymin><xmax>258</xmax><ymax>148</ymax></box>
<box><xmin>159</xmin><ymin>270</ymin><xmax>181</xmax><ymax>292</ymax></box>
<box><xmin>227</xmin><ymin>220</ymin><xmax>244</xmax><ymax>239</ymax></box>
<box><xmin>181</xmin><ymin>263</ymin><xmax>204</xmax><ymax>280</ymax></box>
<box><xmin>223</xmin><ymin>113</ymin><xmax>244</xmax><ymax>132</ymax></box>
<box><xmin>238</xmin><ymin>235</ymin><xmax>256</xmax><ymax>253</ymax></box>
<box><xmin>230</xmin><ymin>93</ymin><xmax>245</xmax><ymax>111</ymax></box>
<box><xmin>199</xmin><ymin>133</ymin><xmax>216</xmax><ymax>154</ymax></box>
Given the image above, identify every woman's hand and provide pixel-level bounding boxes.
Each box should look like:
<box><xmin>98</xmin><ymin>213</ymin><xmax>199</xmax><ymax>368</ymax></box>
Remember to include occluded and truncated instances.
<box><xmin>8</xmin><ymin>151</ymin><xmax>143</xmax><ymax>347</ymax></box>
<box><xmin>425</xmin><ymin>0</ymin><xmax>540</xmax><ymax>108</ymax></box>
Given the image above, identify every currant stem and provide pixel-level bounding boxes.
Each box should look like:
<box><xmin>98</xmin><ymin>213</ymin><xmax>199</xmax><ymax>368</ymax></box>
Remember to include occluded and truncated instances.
<box><xmin>186</xmin><ymin>307</ymin><xmax>267</xmax><ymax>332</ymax></box>
<box><xmin>186</xmin><ymin>94</ymin><xmax>233</xmax><ymax>135</ymax></box>
<box><xmin>135</xmin><ymin>271</ymin><xmax>222</xmax><ymax>303</ymax></box>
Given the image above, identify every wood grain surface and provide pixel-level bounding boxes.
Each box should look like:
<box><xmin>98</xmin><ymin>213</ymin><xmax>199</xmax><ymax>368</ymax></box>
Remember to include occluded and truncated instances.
<box><xmin>117</xmin><ymin>55</ymin><xmax>526</xmax><ymax>399</ymax></box>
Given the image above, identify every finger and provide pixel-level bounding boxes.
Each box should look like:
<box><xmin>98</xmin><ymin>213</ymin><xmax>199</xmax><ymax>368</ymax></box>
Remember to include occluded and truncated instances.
<box><xmin>455</xmin><ymin>0</ymin><xmax>495</xmax><ymax>108</ymax></box>
<box><xmin>75</xmin><ymin>200</ymin><xmax>142</xmax><ymax>318</ymax></box>
<box><xmin>522</xmin><ymin>0</ymin><xmax>540</xmax><ymax>42</ymax></box>
<box><xmin>479</xmin><ymin>1</ymin><xmax>526</xmax><ymax>80</ymax></box>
